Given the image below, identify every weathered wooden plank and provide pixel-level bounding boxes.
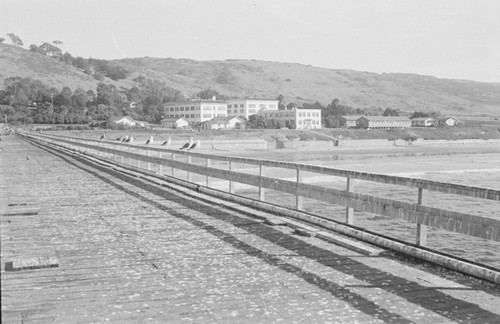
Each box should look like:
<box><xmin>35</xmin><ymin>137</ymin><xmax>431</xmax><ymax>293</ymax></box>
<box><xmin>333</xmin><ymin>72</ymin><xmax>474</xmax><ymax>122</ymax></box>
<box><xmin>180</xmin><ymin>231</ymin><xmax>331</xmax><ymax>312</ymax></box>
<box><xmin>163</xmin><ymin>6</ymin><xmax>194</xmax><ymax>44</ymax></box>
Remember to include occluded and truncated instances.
<box><xmin>21</xmin><ymin>133</ymin><xmax>500</xmax><ymax>241</ymax></box>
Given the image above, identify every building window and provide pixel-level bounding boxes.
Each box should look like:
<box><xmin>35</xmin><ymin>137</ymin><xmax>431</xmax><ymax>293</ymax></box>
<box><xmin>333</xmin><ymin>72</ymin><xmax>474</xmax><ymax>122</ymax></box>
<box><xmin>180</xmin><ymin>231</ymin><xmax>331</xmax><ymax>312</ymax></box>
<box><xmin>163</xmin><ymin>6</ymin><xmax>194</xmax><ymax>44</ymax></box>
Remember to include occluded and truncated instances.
<box><xmin>249</xmin><ymin>104</ymin><xmax>256</xmax><ymax>108</ymax></box>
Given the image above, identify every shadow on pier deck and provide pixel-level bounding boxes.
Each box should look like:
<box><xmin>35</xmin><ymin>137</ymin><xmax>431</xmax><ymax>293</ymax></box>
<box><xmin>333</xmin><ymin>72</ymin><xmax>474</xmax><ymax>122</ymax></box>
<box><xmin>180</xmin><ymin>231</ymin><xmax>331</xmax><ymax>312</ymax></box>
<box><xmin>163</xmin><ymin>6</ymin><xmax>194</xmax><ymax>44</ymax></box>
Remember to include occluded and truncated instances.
<box><xmin>1</xmin><ymin>135</ymin><xmax>499</xmax><ymax>323</ymax></box>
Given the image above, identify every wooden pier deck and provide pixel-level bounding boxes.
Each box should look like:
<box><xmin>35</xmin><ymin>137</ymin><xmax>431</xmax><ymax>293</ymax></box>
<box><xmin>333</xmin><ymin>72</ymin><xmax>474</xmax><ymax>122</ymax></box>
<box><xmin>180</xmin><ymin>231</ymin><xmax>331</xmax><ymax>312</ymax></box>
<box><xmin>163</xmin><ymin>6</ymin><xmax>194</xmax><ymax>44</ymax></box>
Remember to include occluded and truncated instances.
<box><xmin>1</xmin><ymin>135</ymin><xmax>499</xmax><ymax>323</ymax></box>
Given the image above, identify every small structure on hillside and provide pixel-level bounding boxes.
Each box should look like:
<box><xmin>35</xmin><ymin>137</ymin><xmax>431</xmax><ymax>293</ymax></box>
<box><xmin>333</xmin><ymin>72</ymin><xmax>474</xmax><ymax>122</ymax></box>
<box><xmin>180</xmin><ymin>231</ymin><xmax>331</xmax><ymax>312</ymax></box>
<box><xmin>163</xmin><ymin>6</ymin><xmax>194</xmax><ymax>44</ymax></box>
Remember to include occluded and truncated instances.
<box><xmin>337</xmin><ymin>116</ymin><xmax>361</xmax><ymax>128</ymax></box>
<box><xmin>437</xmin><ymin>117</ymin><xmax>459</xmax><ymax>126</ymax></box>
<box><xmin>203</xmin><ymin>116</ymin><xmax>246</xmax><ymax>130</ymax></box>
<box><xmin>411</xmin><ymin>117</ymin><xmax>437</xmax><ymax>127</ymax></box>
<box><xmin>357</xmin><ymin>116</ymin><xmax>411</xmax><ymax>129</ymax></box>
<box><xmin>109</xmin><ymin>116</ymin><xmax>148</xmax><ymax>128</ymax></box>
<box><xmin>160</xmin><ymin>117</ymin><xmax>189</xmax><ymax>129</ymax></box>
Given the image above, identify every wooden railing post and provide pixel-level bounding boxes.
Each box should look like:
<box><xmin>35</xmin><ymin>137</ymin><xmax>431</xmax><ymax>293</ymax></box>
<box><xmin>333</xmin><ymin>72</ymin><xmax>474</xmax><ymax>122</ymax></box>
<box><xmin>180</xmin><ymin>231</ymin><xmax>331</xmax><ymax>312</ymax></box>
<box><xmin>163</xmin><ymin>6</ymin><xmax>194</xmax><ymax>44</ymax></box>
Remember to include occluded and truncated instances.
<box><xmin>259</xmin><ymin>163</ymin><xmax>266</xmax><ymax>201</ymax></box>
<box><xmin>187</xmin><ymin>155</ymin><xmax>193</xmax><ymax>182</ymax></box>
<box><xmin>417</xmin><ymin>187</ymin><xmax>428</xmax><ymax>246</ymax></box>
<box><xmin>158</xmin><ymin>151</ymin><xmax>162</xmax><ymax>174</ymax></box>
<box><xmin>229</xmin><ymin>161</ymin><xmax>236</xmax><ymax>193</ymax></box>
<box><xmin>296</xmin><ymin>168</ymin><xmax>303</xmax><ymax>210</ymax></box>
<box><xmin>171</xmin><ymin>152</ymin><xmax>175</xmax><ymax>177</ymax></box>
<box><xmin>346</xmin><ymin>177</ymin><xmax>355</xmax><ymax>225</ymax></box>
<box><xmin>206</xmin><ymin>158</ymin><xmax>211</xmax><ymax>187</ymax></box>
<box><xmin>147</xmin><ymin>149</ymin><xmax>151</xmax><ymax>171</ymax></box>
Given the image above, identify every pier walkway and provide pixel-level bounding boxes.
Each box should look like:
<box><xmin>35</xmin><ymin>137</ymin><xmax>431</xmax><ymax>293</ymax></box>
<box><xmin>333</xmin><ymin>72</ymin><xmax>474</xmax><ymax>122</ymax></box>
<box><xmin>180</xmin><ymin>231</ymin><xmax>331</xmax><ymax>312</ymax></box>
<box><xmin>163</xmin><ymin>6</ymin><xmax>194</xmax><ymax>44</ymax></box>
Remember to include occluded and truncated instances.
<box><xmin>1</xmin><ymin>135</ymin><xmax>499</xmax><ymax>323</ymax></box>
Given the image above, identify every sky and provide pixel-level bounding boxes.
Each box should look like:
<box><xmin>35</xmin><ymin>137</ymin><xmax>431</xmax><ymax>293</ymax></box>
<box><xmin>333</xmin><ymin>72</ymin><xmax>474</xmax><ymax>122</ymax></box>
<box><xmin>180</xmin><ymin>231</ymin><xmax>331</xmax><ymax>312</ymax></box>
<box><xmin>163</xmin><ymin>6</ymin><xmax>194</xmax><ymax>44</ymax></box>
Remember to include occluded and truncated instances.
<box><xmin>1</xmin><ymin>0</ymin><xmax>499</xmax><ymax>83</ymax></box>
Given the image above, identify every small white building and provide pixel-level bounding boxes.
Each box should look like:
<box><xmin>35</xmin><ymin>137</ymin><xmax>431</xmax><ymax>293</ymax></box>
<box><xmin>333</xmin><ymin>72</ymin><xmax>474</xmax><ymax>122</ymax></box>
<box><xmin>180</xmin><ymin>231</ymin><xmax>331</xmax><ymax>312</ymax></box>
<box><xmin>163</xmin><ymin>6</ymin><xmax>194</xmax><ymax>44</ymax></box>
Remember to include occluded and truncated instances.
<box><xmin>260</xmin><ymin>108</ymin><xmax>322</xmax><ymax>129</ymax></box>
<box><xmin>437</xmin><ymin>117</ymin><xmax>459</xmax><ymax>126</ymax></box>
<box><xmin>411</xmin><ymin>117</ymin><xmax>437</xmax><ymax>127</ymax></box>
<box><xmin>203</xmin><ymin>116</ymin><xmax>246</xmax><ymax>130</ymax></box>
<box><xmin>226</xmin><ymin>98</ymin><xmax>279</xmax><ymax>119</ymax></box>
<box><xmin>160</xmin><ymin>117</ymin><xmax>190</xmax><ymax>129</ymax></box>
<box><xmin>109</xmin><ymin>116</ymin><xmax>147</xmax><ymax>127</ymax></box>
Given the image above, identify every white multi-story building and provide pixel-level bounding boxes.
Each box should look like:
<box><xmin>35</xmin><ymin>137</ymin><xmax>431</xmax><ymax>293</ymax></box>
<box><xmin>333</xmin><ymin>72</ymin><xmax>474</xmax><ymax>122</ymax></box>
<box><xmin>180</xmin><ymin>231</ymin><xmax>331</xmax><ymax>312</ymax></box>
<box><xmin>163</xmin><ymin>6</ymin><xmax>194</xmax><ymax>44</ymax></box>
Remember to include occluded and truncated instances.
<box><xmin>226</xmin><ymin>98</ymin><xmax>279</xmax><ymax>119</ymax></box>
<box><xmin>260</xmin><ymin>108</ymin><xmax>322</xmax><ymax>129</ymax></box>
<box><xmin>163</xmin><ymin>99</ymin><xmax>228</xmax><ymax>124</ymax></box>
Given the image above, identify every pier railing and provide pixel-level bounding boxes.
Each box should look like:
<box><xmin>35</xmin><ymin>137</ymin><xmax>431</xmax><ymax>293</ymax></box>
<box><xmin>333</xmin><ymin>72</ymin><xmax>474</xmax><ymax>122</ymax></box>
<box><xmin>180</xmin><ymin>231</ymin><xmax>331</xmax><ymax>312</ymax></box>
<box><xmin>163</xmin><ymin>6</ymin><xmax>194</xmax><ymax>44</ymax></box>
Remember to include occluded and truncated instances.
<box><xmin>22</xmin><ymin>132</ymin><xmax>500</xmax><ymax>247</ymax></box>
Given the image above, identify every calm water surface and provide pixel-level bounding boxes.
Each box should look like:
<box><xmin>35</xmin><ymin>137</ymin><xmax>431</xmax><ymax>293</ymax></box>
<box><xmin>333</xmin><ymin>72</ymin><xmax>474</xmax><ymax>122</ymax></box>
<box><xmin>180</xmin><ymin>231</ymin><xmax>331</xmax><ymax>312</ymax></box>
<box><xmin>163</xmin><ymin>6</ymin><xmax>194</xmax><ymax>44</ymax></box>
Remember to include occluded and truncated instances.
<box><xmin>226</xmin><ymin>149</ymin><xmax>500</xmax><ymax>268</ymax></box>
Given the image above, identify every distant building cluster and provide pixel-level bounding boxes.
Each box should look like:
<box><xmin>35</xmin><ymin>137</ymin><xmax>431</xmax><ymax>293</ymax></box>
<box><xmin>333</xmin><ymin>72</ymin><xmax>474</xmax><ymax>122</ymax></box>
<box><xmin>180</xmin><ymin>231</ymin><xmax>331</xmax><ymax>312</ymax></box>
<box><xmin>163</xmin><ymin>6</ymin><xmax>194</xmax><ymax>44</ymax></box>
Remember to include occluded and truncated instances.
<box><xmin>109</xmin><ymin>97</ymin><xmax>459</xmax><ymax>131</ymax></box>
<box><xmin>336</xmin><ymin>116</ymin><xmax>458</xmax><ymax>129</ymax></box>
<box><xmin>160</xmin><ymin>97</ymin><xmax>321</xmax><ymax>130</ymax></box>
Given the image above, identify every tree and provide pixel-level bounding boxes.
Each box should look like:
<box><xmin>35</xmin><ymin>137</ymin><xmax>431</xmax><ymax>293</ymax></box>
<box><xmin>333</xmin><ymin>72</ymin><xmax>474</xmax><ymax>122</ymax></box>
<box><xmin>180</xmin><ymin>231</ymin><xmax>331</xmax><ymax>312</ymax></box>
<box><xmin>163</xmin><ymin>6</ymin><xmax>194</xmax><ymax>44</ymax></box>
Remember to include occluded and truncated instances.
<box><xmin>29</xmin><ymin>44</ymin><xmax>45</xmax><ymax>54</ymax></box>
<box><xmin>410</xmin><ymin>111</ymin><xmax>430</xmax><ymax>119</ymax></box>
<box><xmin>196</xmin><ymin>88</ymin><xmax>224</xmax><ymax>100</ymax></box>
<box><xmin>382</xmin><ymin>107</ymin><xmax>400</xmax><ymax>116</ymax></box>
<box><xmin>247</xmin><ymin>114</ymin><xmax>269</xmax><ymax>129</ymax></box>
<box><xmin>105</xmin><ymin>64</ymin><xmax>129</xmax><ymax>80</ymax></box>
<box><xmin>0</xmin><ymin>105</ymin><xmax>15</xmax><ymax>123</ymax></box>
<box><xmin>96</xmin><ymin>83</ymin><xmax>118</xmax><ymax>106</ymax></box>
<box><xmin>323</xmin><ymin>116</ymin><xmax>341</xmax><ymax>128</ymax></box>
<box><xmin>325</xmin><ymin>98</ymin><xmax>353</xmax><ymax>116</ymax></box>
<box><xmin>39</xmin><ymin>42</ymin><xmax>62</xmax><ymax>57</ymax></box>
<box><xmin>6</xmin><ymin>33</ymin><xmax>23</xmax><ymax>47</ymax></box>
<box><xmin>277</xmin><ymin>94</ymin><xmax>286</xmax><ymax>110</ymax></box>
<box><xmin>61</xmin><ymin>52</ymin><xmax>73</xmax><ymax>65</ymax></box>
<box><xmin>54</xmin><ymin>86</ymin><xmax>73</xmax><ymax>106</ymax></box>
<box><xmin>0</xmin><ymin>37</ymin><xmax>5</xmax><ymax>43</ymax></box>
<box><xmin>72</xmin><ymin>88</ymin><xmax>90</xmax><ymax>109</ymax></box>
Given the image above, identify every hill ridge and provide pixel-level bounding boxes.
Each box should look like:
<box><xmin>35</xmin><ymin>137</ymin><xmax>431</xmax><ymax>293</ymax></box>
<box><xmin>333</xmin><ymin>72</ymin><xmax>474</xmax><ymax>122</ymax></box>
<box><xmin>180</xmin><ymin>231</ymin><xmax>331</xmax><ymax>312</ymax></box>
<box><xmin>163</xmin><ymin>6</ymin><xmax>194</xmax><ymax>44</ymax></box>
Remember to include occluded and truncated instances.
<box><xmin>1</xmin><ymin>43</ymin><xmax>499</xmax><ymax>115</ymax></box>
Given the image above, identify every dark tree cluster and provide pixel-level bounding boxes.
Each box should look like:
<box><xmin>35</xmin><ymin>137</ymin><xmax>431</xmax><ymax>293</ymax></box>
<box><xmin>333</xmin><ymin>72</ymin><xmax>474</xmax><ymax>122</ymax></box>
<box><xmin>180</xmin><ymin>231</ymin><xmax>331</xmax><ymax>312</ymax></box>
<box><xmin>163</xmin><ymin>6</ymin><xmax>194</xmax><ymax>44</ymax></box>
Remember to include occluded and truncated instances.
<box><xmin>0</xmin><ymin>76</ymin><xmax>187</xmax><ymax>126</ymax></box>
<box><xmin>410</xmin><ymin>110</ymin><xmax>441</xmax><ymax>119</ymax></box>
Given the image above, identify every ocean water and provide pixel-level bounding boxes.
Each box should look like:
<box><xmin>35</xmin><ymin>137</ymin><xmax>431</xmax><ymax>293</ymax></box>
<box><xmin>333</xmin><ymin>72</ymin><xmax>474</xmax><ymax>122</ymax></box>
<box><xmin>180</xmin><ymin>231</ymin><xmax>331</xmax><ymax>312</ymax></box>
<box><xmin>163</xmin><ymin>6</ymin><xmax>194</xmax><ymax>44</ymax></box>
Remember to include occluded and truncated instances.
<box><xmin>205</xmin><ymin>150</ymin><xmax>500</xmax><ymax>268</ymax></box>
<box><xmin>283</xmin><ymin>152</ymin><xmax>500</xmax><ymax>268</ymax></box>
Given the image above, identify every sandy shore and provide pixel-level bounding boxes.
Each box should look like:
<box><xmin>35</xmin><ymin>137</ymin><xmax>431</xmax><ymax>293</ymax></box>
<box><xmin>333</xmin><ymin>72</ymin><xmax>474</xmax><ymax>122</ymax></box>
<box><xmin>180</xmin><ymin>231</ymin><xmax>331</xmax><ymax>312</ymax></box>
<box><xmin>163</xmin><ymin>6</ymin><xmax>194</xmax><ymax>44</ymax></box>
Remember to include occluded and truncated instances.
<box><xmin>210</xmin><ymin>141</ymin><xmax>500</xmax><ymax>161</ymax></box>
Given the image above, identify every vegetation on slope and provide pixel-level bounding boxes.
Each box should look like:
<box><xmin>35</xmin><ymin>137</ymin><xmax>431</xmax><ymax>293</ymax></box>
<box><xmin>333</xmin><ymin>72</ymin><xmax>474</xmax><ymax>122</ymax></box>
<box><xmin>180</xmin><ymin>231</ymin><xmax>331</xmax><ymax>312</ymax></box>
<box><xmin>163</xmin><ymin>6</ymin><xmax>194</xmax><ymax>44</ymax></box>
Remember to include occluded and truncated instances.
<box><xmin>2</xmin><ymin>42</ymin><xmax>499</xmax><ymax>117</ymax></box>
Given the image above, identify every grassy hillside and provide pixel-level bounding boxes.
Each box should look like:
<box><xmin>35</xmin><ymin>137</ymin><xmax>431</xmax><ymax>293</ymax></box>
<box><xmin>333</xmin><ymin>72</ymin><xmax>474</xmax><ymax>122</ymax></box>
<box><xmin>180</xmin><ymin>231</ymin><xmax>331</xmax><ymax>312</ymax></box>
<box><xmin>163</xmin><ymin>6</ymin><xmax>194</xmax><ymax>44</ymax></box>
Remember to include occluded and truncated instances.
<box><xmin>2</xmin><ymin>43</ymin><xmax>499</xmax><ymax>115</ymax></box>
<box><xmin>0</xmin><ymin>44</ymin><xmax>127</xmax><ymax>90</ymax></box>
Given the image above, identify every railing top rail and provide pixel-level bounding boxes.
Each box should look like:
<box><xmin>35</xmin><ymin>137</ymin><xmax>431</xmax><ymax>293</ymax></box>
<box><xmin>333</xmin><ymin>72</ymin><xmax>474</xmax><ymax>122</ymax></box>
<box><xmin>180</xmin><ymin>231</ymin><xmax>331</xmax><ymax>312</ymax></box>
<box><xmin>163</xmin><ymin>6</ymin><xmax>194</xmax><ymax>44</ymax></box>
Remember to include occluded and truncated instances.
<box><xmin>32</xmin><ymin>132</ymin><xmax>500</xmax><ymax>201</ymax></box>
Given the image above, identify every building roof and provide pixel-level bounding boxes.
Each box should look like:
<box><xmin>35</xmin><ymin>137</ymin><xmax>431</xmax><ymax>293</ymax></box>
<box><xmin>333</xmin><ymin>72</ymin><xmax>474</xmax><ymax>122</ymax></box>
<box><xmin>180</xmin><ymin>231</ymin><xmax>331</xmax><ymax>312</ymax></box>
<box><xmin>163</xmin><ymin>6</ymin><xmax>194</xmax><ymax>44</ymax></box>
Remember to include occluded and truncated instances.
<box><xmin>164</xmin><ymin>99</ymin><xmax>227</xmax><ymax>106</ymax></box>
<box><xmin>160</xmin><ymin>117</ymin><xmax>188</xmax><ymax>122</ymax></box>
<box><xmin>359</xmin><ymin>116</ymin><xmax>410</xmax><ymax>121</ymax></box>
<box><xmin>109</xmin><ymin>116</ymin><xmax>137</xmax><ymax>123</ymax></box>
<box><xmin>340</xmin><ymin>115</ymin><xmax>362</xmax><ymax>121</ymax></box>
<box><xmin>225</xmin><ymin>98</ymin><xmax>278</xmax><ymax>102</ymax></box>
<box><xmin>411</xmin><ymin>117</ymin><xmax>436</xmax><ymax>121</ymax></box>
<box><xmin>206</xmin><ymin>116</ymin><xmax>245</xmax><ymax>124</ymax></box>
